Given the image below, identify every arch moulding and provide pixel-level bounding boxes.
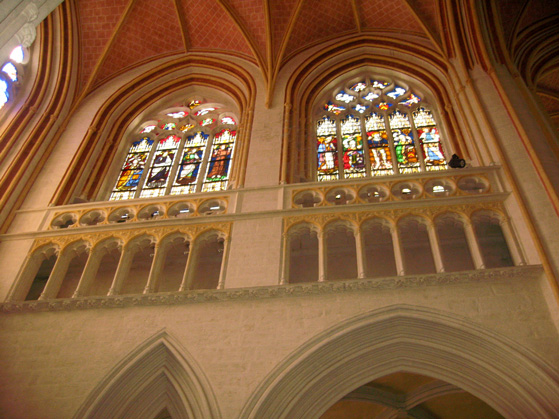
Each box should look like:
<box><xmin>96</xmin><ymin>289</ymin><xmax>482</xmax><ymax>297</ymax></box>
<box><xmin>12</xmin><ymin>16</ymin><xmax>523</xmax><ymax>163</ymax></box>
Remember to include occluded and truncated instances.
<box><xmin>240</xmin><ymin>304</ymin><xmax>559</xmax><ymax>419</ymax></box>
<box><xmin>73</xmin><ymin>330</ymin><xmax>221</xmax><ymax>419</ymax></box>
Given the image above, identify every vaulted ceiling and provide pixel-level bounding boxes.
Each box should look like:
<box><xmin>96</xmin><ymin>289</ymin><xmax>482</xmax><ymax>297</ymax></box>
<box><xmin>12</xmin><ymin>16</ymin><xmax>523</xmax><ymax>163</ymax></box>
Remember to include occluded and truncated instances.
<box><xmin>74</xmin><ymin>0</ymin><xmax>444</xmax><ymax>96</ymax></box>
<box><xmin>72</xmin><ymin>0</ymin><xmax>559</xmax><ymax>133</ymax></box>
<box><xmin>495</xmin><ymin>0</ymin><xmax>559</xmax><ymax>134</ymax></box>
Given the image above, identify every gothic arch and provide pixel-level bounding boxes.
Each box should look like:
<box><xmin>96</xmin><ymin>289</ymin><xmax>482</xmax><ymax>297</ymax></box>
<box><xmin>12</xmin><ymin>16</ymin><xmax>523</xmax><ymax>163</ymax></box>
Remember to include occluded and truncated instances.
<box><xmin>279</xmin><ymin>37</ymin><xmax>487</xmax><ymax>183</ymax></box>
<box><xmin>74</xmin><ymin>330</ymin><xmax>221</xmax><ymax>419</ymax></box>
<box><xmin>240</xmin><ymin>305</ymin><xmax>559</xmax><ymax>419</ymax></box>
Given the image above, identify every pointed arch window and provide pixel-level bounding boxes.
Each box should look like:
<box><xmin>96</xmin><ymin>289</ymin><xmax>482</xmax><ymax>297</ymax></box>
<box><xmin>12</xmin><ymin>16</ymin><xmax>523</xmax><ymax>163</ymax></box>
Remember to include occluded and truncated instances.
<box><xmin>316</xmin><ymin>78</ymin><xmax>448</xmax><ymax>181</ymax></box>
<box><xmin>110</xmin><ymin>99</ymin><xmax>237</xmax><ymax>200</ymax></box>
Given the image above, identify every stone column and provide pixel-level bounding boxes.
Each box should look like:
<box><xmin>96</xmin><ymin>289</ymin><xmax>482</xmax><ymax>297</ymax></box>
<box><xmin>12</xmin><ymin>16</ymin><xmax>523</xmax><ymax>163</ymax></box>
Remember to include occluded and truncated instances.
<box><xmin>179</xmin><ymin>243</ymin><xmax>195</xmax><ymax>292</ymax></box>
<box><xmin>354</xmin><ymin>228</ymin><xmax>365</xmax><ymax>278</ymax></box>
<box><xmin>108</xmin><ymin>243</ymin><xmax>135</xmax><ymax>296</ymax></box>
<box><xmin>39</xmin><ymin>249</ymin><xmax>72</xmax><ymax>300</ymax></box>
<box><xmin>9</xmin><ymin>251</ymin><xmax>46</xmax><ymax>301</ymax></box>
<box><xmin>144</xmin><ymin>241</ymin><xmax>166</xmax><ymax>294</ymax></box>
<box><xmin>280</xmin><ymin>233</ymin><xmax>290</xmax><ymax>285</ymax></box>
<box><xmin>464</xmin><ymin>219</ymin><xmax>485</xmax><ymax>269</ymax></box>
<box><xmin>318</xmin><ymin>230</ymin><xmax>327</xmax><ymax>282</ymax></box>
<box><xmin>391</xmin><ymin>225</ymin><xmax>405</xmax><ymax>276</ymax></box>
<box><xmin>427</xmin><ymin>221</ymin><xmax>445</xmax><ymax>273</ymax></box>
<box><xmin>72</xmin><ymin>245</ymin><xmax>103</xmax><ymax>297</ymax></box>
<box><xmin>217</xmin><ymin>236</ymin><xmax>231</xmax><ymax>289</ymax></box>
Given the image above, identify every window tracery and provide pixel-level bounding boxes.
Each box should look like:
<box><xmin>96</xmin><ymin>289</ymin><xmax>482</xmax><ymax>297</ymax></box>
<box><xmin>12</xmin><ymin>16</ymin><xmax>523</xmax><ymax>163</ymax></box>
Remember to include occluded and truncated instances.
<box><xmin>316</xmin><ymin>77</ymin><xmax>448</xmax><ymax>182</ymax></box>
<box><xmin>110</xmin><ymin>98</ymin><xmax>237</xmax><ymax>201</ymax></box>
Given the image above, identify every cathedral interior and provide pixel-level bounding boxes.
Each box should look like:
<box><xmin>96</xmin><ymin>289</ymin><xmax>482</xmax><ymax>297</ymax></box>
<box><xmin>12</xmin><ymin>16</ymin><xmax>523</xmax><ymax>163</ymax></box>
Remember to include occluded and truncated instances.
<box><xmin>1</xmin><ymin>0</ymin><xmax>559</xmax><ymax>418</ymax></box>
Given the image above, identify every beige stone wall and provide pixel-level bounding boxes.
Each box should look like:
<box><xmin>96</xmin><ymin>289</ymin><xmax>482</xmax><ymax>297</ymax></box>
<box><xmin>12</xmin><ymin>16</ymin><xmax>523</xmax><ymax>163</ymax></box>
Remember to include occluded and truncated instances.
<box><xmin>0</xmin><ymin>269</ymin><xmax>557</xmax><ymax>419</ymax></box>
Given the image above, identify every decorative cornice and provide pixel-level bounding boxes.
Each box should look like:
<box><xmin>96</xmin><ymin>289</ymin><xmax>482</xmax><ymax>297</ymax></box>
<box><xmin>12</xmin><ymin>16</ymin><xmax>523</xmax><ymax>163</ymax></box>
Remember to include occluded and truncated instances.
<box><xmin>0</xmin><ymin>265</ymin><xmax>542</xmax><ymax>313</ymax></box>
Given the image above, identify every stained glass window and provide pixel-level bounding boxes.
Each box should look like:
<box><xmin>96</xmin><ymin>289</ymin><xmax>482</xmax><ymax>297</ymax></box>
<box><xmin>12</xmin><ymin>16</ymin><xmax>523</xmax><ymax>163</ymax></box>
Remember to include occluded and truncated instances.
<box><xmin>10</xmin><ymin>46</ymin><xmax>24</xmax><ymax>63</ymax></box>
<box><xmin>195</xmin><ymin>108</ymin><xmax>216</xmax><ymax>116</ymax></box>
<box><xmin>402</xmin><ymin>94</ymin><xmax>421</xmax><ymax>107</ymax></box>
<box><xmin>161</xmin><ymin>122</ymin><xmax>176</xmax><ymax>130</ymax></box>
<box><xmin>335</xmin><ymin>91</ymin><xmax>355</xmax><ymax>103</ymax></box>
<box><xmin>366</xmin><ymin>113</ymin><xmax>393</xmax><ymax>176</ymax></box>
<box><xmin>414</xmin><ymin>108</ymin><xmax>448</xmax><ymax>171</ymax></box>
<box><xmin>387</xmin><ymin>86</ymin><xmax>406</xmax><ymax>99</ymax></box>
<box><xmin>350</xmin><ymin>82</ymin><xmax>366</xmax><ymax>92</ymax></box>
<box><xmin>341</xmin><ymin>115</ymin><xmax>365</xmax><ymax>178</ymax></box>
<box><xmin>110</xmin><ymin>99</ymin><xmax>238</xmax><ymax>200</ymax></box>
<box><xmin>180</xmin><ymin>123</ymin><xmax>194</xmax><ymax>132</ymax></box>
<box><xmin>2</xmin><ymin>63</ymin><xmax>17</xmax><ymax>82</ymax></box>
<box><xmin>371</xmin><ymin>80</ymin><xmax>389</xmax><ymax>89</ymax></box>
<box><xmin>110</xmin><ymin>137</ymin><xmax>153</xmax><ymax>200</ymax></box>
<box><xmin>171</xmin><ymin>132</ymin><xmax>208</xmax><ymax>195</ymax></box>
<box><xmin>221</xmin><ymin>116</ymin><xmax>235</xmax><ymax>125</ymax></box>
<box><xmin>324</xmin><ymin>101</ymin><xmax>345</xmax><ymax>115</ymax></box>
<box><xmin>167</xmin><ymin>111</ymin><xmax>187</xmax><ymax>118</ymax></box>
<box><xmin>317</xmin><ymin>117</ymin><xmax>339</xmax><ymax>181</ymax></box>
<box><xmin>0</xmin><ymin>79</ymin><xmax>8</xmax><ymax>109</ymax></box>
<box><xmin>353</xmin><ymin>104</ymin><xmax>369</xmax><ymax>113</ymax></box>
<box><xmin>390</xmin><ymin>111</ymin><xmax>420</xmax><ymax>174</ymax></box>
<box><xmin>141</xmin><ymin>125</ymin><xmax>156</xmax><ymax>133</ymax></box>
<box><xmin>363</xmin><ymin>92</ymin><xmax>379</xmax><ymax>101</ymax></box>
<box><xmin>315</xmin><ymin>77</ymin><xmax>449</xmax><ymax>181</ymax></box>
<box><xmin>140</xmin><ymin>135</ymin><xmax>181</xmax><ymax>198</ymax></box>
<box><xmin>1</xmin><ymin>45</ymin><xmax>28</xmax><ymax>111</ymax></box>
<box><xmin>200</xmin><ymin>118</ymin><xmax>216</xmax><ymax>126</ymax></box>
<box><xmin>202</xmin><ymin>129</ymin><xmax>236</xmax><ymax>192</ymax></box>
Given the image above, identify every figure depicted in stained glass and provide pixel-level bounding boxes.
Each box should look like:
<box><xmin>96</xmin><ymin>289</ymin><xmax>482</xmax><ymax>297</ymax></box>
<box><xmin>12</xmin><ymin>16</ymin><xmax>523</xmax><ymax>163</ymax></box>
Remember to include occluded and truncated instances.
<box><xmin>342</xmin><ymin>136</ymin><xmax>365</xmax><ymax>172</ymax></box>
<box><xmin>367</xmin><ymin>131</ymin><xmax>392</xmax><ymax>172</ymax></box>
<box><xmin>317</xmin><ymin>136</ymin><xmax>338</xmax><ymax>174</ymax></box>
<box><xmin>203</xmin><ymin>129</ymin><xmax>235</xmax><ymax>190</ymax></box>
<box><xmin>115</xmin><ymin>153</ymin><xmax>147</xmax><ymax>191</ymax></box>
<box><xmin>145</xmin><ymin>150</ymin><xmax>175</xmax><ymax>188</ymax></box>
<box><xmin>176</xmin><ymin>148</ymin><xmax>204</xmax><ymax>185</ymax></box>
<box><xmin>393</xmin><ymin>129</ymin><xmax>418</xmax><ymax>166</ymax></box>
<box><xmin>112</xmin><ymin>137</ymin><xmax>153</xmax><ymax>198</ymax></box>
<box><xmin>206</xmin><ymin>144</ymin><xmax>232</xmax><ymax>180</ymax></box>
<box><xmin>413</xmin><ymin>108</ymin><xmax>447</xmax><ymax>171</ymax></box>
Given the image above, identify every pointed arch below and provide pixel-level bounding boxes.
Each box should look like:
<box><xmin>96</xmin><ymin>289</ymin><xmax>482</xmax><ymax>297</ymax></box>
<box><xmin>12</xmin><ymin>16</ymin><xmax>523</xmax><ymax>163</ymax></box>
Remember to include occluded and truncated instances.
<box><xmin>240</xmin><ymin>305</ymin><xmax>559</xmax><ymax>419</ymax></box>
<box><xmin>74</xmin><ymin>330</ymin><xmax>221</xmax><ymax>419</ymax></box>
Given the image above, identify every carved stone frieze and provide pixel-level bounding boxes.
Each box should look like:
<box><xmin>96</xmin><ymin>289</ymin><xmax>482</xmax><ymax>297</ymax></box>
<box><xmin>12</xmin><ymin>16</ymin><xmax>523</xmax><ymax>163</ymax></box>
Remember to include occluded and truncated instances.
<box><xmin>31</xmin><ymin>222</ymin><xmax>232</xmax><ymax>253</ymax></box>
<box><xmin>0</xmin><ymin>265</ymin><xmax>542</xmax><ymax>313</ymax></box>
<box><xmin>284</xmin><ymin>200</ymin><xmax>506</xmax><ymax>232</ymax></box>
